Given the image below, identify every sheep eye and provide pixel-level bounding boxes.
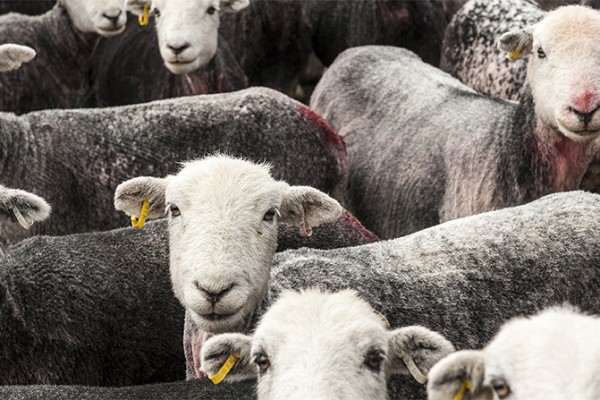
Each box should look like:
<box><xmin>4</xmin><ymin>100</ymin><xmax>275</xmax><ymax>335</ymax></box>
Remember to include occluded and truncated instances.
<box><xmin>254</xmin><ymin>352</ymin><xmax>270</xmax><ymax>373</ymax></box>
<box><xmin>537</xmin><ymin>47</ymin><xmax>546</xmax><ymax>59</ymax></box>
<box><xmin>169</xmin><ymin>204</ymin><xmax>181</xmax><ymax>217</ymax></box>
<box><xmin>493</xmin><ymin>380</ymin><xmax>511</xmax><ymax>399</ymax></box>
<box><xmin>364</xmin><ymin>349</ymin><xmax>384</xmax><ymax>372</ymax></box>
<box><xmin>207</xmin><ymin>6</ymin><xmax>216</xmax><ymax>15</ymax></box>
<box><xmin>263</xmin><ymin>208</ymin><xmax>276</xmax><ymax>222</ymax></box>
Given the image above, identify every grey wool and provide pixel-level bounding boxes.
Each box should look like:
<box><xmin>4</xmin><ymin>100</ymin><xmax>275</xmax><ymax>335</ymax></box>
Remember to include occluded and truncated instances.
<box><xmin>311</xmin><ymin>45</ymin><xmax>599</xmax><ymax>238</ymax></box>
<box><xmin>0</xmin><ymin>87</ymin><xmax>347</xmax><ymax>252</ymax></box>
<box><xmin>0</xmin><ymin>208</ymin><xmax>376</xmax><ymax>386</ymax></box>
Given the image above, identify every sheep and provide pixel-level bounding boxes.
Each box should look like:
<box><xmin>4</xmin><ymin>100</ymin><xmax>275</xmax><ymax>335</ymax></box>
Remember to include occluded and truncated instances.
<box><xmin>200</xmin><ymin>289</ymin><xmax>455</xmax><ymax>400</ymax></box>
<box><xmin>0</xmin><ymin>0</ymin><xmax>127</xmax><ymax>114</ymax></box>
<box><xmin>441</xmin><ymin>0</ymin><xmax>600</xmax><ymax>194</ymax></box>
<box><xmin>0</xmin><ymin>87</ymin><xmax>347</xmax><ymax>253</ymax></box>
<box><xmin>0</xmin><ymin>200</ymin><xmax>376</xmax><ymax>385</ymax></box>
<box><xmin>427</xmin><ymin>306</ymin><xmax>600</xmax><ymax>400</ymax></box>
<box><xmin>116</xmin><ymin>156</ymin><xmax>600</xmax><ymax>397</ymax></box>
<box><xmin>310</xmin><ymin>6</ymin><xmax>600</xmax><ymax>239</ymax></box>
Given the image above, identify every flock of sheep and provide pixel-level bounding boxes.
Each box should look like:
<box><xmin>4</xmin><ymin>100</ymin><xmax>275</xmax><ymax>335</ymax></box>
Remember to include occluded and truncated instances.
<box><xmin>0</xmin><ymin>0</ymin><xmax>599</xmax><ymax>399</ymax></box>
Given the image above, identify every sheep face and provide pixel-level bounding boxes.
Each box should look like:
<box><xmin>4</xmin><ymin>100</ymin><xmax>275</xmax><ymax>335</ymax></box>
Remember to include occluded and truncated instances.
<box><xmin>499</xmin><ymin>6</ymin><xmax>600</xmax><ymax>142</ymax></box>
<box><xmin>0</xmin><ymin>45</ymin><xmax>36</xmax><ymax>72</ymax></box>
<box><xmin>201</xmin><ymin>289</ymin><xmax>455</xmax><ymax>400</ymax></box>
<box><xmin>59</xmin><ymin>0</ymin><xmax>127</xmax><ymax>37</ymax></box>
<box><xmin>427</xmin><ymin>306</ymin><xmax>600</xmax><ymax>400</ymax></box>
<box><xmin>114</xmin><ymin>156</ymin><xmax>342</xmax><ymax>333</ymax></box>
<box><xmin>126</xmin><ymin>0</ymin><xmax>249</xmax><ymax>74</ymax></box>
<box><xmin>0</xmin><ymin>185</ymin><xmax>51</xmax><ymax>229</ymax></box>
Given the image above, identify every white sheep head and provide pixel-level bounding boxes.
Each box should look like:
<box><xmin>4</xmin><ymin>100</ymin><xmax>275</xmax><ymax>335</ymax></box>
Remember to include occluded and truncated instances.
<box><xmin>0</xmin><ymin>45</ymin><xmax>36</xmax><ymax>72</ymax></box>
<box><xmin>114</xmin><ymin>155</ymin><xmax>342</xmax><ymax>334</ymax></box>
<box><xmin>58</xmin><ymin>0</ymin><xmax>127</xmax><ymax>37</ymax></box>
<box><xmin>499</xmin><ymin>6</ymin><xmax>600</xmax><ymax>142</ymax></box>
<box><xmin>427</xmin><ymin>306</ymin><xmax>600</xmax><ymax>400</ymax></box>
<box><xmin>126</xmin><ymin>0</ymin><xmax>249</xmax><ymax>74</ymax></box>
<box><xmin>200</xmin><ymin>289</ymin><xmax>455</xmax><ymax>400</ymax></box>
<box><xmin>0</xmin><ymin>185</ymin><xmax>51</xmax><ymax>229</ymax></box>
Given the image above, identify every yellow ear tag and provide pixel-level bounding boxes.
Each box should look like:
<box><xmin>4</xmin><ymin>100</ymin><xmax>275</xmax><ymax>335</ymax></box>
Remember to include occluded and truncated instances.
<box><xmin>453</xmin><ymin>380</ymin><xmax>472</xmax><ymax>400</ymax></box>
<box><xmin>209</xmin><ymin>352</ymin><xmax>240</xmax><ymax>385</ymax></box>
<box><xmin>131</xmin><ymin>199</ymin><xmax>150</xmax><ymax>229</ymax></box>
<box><xmin>508</xmin><ymin>49</ymin><xmax>521</xmax><ymax>61</ymax></box>
<box><xmin>138</xmin><ymin>4</ymin><xmax>150</xmax><ymax>26</ymax></box>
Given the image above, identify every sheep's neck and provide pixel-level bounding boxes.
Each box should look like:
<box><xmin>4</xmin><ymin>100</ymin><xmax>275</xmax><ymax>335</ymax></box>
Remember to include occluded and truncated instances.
<box><xmin>517</xmin><ymin>87</ymin><xmax>597</xmax><ymax>196</ymax></box>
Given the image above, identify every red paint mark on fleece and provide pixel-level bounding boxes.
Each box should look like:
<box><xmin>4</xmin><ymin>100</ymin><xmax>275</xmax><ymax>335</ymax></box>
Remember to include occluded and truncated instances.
<box><xmin>340</xmin><ymin>210</ymin><xmax>379</xmax><ymax>243</ymax></box>
<box><xmin>298</xmin><ymin>105</ymin><xmax>347</xmax><ymax>156</ymax></box>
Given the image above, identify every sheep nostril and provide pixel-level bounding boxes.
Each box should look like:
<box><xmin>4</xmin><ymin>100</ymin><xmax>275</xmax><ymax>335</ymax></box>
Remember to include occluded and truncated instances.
<box><xmin>196</xmin><ymin>283</ymin><xmax>234</xmax><ymax>305</ymax></box>
<box><xmin>102</xmin><ymin>11</ymin><xmax>122</xmax><ymax>26</ymax></box>
<box><xmin>167</xmin><ymin>43</ymin><xmax>191</xmax><ymax>56</ymax></box>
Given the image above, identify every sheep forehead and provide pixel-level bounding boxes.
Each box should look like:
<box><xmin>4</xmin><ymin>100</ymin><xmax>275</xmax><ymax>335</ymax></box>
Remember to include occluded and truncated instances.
<box><xmin>483</xmin><ymin>308</ymin><xmax>600</xmax><ymax>396</ymax></box>
<box><xmin>254</xmin><ymin>290</ymin><xmax>389</xmax><ymax>360</ymax></box>
<box><xmin>534</xmin><ymin>6</ymin><xmax>600</xmax><ymax>52</ymax></box>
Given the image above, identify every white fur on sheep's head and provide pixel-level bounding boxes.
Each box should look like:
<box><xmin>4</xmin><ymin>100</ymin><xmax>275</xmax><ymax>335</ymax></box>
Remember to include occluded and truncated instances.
<box><xmin>58</xmin><ymin>0</ymin><xmax>127</xmax><ymax>37</ymax></box>
<box><xmin>0</xmin><ymin>45</ymin><xmax>36</xmax><ymax>72</ymax></box>
<box><xmin>114</xmin><ymin>155</ymin><xmax>342</xmax><ymax>334</ymax></box>
<box><xmin>0</xmin><ymin>185</ymin><xmax>51</xmax><ymax>229</ymax></box>
<box><xmin>427</xmin><ymin>306</ymin><xmax>600</xmax><ymax>400</ymax></box>
<box><xmin>200</xmin><ymin>289</ymin><xmax>455</xmax><ymax>400</ymax></box>
<box><xmin>126</xmin><ymin>0</ymin><xmax>249</xmax><ymax>74</ymax></box>
<box><xmin>499</xmin><ymin>6</ymin><xmax>600</xmax><ymax>142</ymax></box>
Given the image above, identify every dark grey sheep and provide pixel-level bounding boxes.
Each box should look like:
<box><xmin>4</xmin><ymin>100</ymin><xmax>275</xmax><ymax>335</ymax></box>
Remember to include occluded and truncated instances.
<box><xmin>311</xmin><ymin>8</ymin><xmax>600</xmax><ymax>239</ymax></box>
<box><xmin>0</xmin><ymin>87</ymin><xmax>347</xmax><ymax>252</ymax></box>
<box><xmin>0</xmin><ymin>0</ymin><xmax>127</xmax><ymax>114</ymax></box>
<box><xmin>0</xmin><ymin>204</ymin><xmax>377</xmax><ymax>385</ymax></box>
<box><xmin>0</xmin><ymin>0</ymin><xmax>55</xmax><ymax>15</ymax></box>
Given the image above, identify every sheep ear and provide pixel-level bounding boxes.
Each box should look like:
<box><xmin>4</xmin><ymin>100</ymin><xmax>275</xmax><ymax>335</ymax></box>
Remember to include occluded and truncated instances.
<box><xmin>200</xmin><ymin>333</ymin><xmax>257</xmax><ymax>383</ymax></box>
<box><xmin>114</xmin><ymin>176</ymin><xmax>169</xmax><ymax>220</ymax></box>
<box><xmin>278</xmin><ymin>186</ymin><xmax>342</xmax><ymax>237</ymax></box>
<box><xmin>427</xmin><ymin>350</ymin><xmax>486</xmax><ymax>400</ymax></box>
<box><xmin>219</xmin><ymin>0</ymin><xmax>250</xmax><ymax>13</ymax></box>
<box><xmin>0</xmin><ymin>44</ymin><xmax>36</xmax><ymax>72</ymax></box>
<box><xmin>498</xmin><ymin>28</ymin><xmax>533</xmax><ymax>61</ymax></box>
<box><xmin>386</xmin><ymin>326</ymin><xmax>456</xmax><ymax>385</ymax></box>
<box><xmin>126</xmin><ymin>0</ymin><xmax>154</xmax><ymax>16</ymax></box>
<box><xmin>0</xmin><ymin>186</ymin><xmax>51</xmax><ymax>229</ymax></box>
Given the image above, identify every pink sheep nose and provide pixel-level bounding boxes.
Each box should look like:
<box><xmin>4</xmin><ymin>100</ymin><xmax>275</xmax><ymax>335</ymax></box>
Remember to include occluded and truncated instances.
<box><xmin>568</xmin><ymin>105</ymin><xmax>600</xmax><ymax>126</ymax></box>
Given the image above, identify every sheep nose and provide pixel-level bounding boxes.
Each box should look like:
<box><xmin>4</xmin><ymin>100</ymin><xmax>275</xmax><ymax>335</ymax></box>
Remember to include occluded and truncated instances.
<box><xmin>168</xmin><ymin>42</ymin><xmax>191</xmax><ymax>56</ymax></box>
<box><xmin>569</xmin><ymin>105</ymin><xmax>599</xmax><ymax>126</ymax></box>
<box><xmin>196</xmin><ymin>283</ymin><xmax>234</xmax><ymax>305</ymax></box>
<box><xmin>102</xmin><ymin>10</ymin><xmax>122</xmax><ymax>25</ymax></box>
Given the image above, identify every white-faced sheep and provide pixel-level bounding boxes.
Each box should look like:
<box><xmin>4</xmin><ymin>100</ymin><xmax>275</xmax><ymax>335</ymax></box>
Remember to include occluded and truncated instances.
<box><xmin>0</xmin><ymin>0</ymin><xmax>127</xmax><ymax>114</ymax></box>
<box><xmin>0</xmin><ymin>201</ymin><xmax>375</xmax><ymax>386</ymax></box>
<box><xmin>311</xmin><ymin>6</ymin><xmax>600</xmax><ymax>239</ymax></box>
<box><xmin>0</xmin><ymin>87</ymin><xmax>347</xmax><ymax>253</ymax></box>
<box><xmin>201</xmin><ymin>289</ymin><xmax>455</xmax><ymax>400</ymax></box>
<box><xmin>427</xmin><ymin>306</ymin><xmax>600</xmax><ymax>400</ymax></box>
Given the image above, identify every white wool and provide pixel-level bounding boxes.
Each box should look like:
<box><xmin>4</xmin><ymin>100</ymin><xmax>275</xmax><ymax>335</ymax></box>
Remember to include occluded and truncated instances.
<box><xmin>58</xmin><ymin>0</ymin><xmax>127</xmax><ymax>37</ymax></box>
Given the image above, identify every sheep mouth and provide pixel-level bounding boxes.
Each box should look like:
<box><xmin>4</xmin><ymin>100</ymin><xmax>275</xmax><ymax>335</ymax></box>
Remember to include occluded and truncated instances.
<box><xmin>96</xmin><ymin>26</ymin><xmax>126</xmax><ymax>37</ymax></box>
<box><xmin>201</xmin><ymin>312</ymin><xmax>236</xmax><ymax>322</ymax></box>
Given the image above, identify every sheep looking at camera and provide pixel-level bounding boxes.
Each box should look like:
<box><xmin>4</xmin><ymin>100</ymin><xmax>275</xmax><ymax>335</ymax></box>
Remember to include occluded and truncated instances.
<box><xmin>201</xmin><ymin>289</ymin><xmax>455</xmax><ymax>400</ymax></box>
<box><xmin>0</xmin><ymin>0</ymin><xmax>127</xmax><ymax>114</ymax></box>
<box><xmin>427</xmin><ymin>306</ymin><xmax>600</xmax><ymax>400</ymax></box>
<box><xmin>311</xmin><ymin>6</ymin><xmax>600</xmax><ymax>239</ymax></box>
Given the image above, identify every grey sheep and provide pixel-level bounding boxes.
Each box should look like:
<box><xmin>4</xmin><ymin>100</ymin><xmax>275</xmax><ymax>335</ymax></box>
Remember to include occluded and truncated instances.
<box><xmin>311</xmin><ymin>6</ymin><xmax>600</xmax><ymax>238</ymax></box>
<box><xmin>0</xmin><ymin>206</ymin><xmax>376</xmax><ymax>385</ymax></box>
<box><xmin>0</xmin><ymin>0</ymin><xmax>127</xmax><ymax>114</ymax></box>
<box><xmin>0</xmin><ymin>87</ymin><xmax>347</xmax><ymax>252</ymax></box>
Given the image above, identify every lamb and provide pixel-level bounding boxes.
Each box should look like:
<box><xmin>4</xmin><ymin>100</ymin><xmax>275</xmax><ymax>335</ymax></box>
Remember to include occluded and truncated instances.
<box><xmin>0</xmin><ymin>87</ymin><xmax>347</xmax><ymax>253</ymax></box>
<box><xmin>427</xmin><ymin>306</ymin><xmax>600</xmax><ymax>400</ymax></box>
<box><xmin>0</xmin><ymin>201</ymin><xmax>376</xmax><ymax>385</ymax></box>
<box><xmin>115</xmin><ymin>155</ymin><xmax>600</xmax><ymax>397</ymax></box>
<box><xmin>0</xmin><ymin>0</ymin><xmax>127</xmax><ymax>114</ymax></box>
<box><xmin>311</xmin><ymin>6</ymin><xmax>600</xmax><ymax>239</ymax></box>
<box><xmin>201</xmin><ymin>289</ymin><xmax>455</xmax><ymax>400</ymax></box>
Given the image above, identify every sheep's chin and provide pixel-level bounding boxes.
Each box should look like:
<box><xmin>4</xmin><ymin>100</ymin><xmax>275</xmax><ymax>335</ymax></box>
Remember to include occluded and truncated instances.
<box><xmin>164</xmin><ymin>58</ymin><xmax>203</xmax><ymax>75</ymax></box>
<box><xmin>189</xmin><ymin>309</ymin><xmax>246</xmax><ymax>334</ymax></box>
<box><xmin>95</xmin><ymin>25</ymin><xmax>126</xmax><ymax>38</ymax></box>
<box><xmin>556</xmin><ymin>123</ymin><xmax>600</xmax><ymax>143</ymax></box>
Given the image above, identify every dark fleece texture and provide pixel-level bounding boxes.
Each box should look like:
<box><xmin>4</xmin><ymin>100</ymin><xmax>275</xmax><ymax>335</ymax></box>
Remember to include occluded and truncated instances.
<box><xmin>0</xmin><ymin>0</ymin><xmax>54</xmax><ymax>15</ymax></box>
<box><xmin>0</xmin><ymin>208</ymin><xmax>376</xmax><ymax>386</ymax></box>
<box><xmin>0</xmin><ymin>87</ymin><xmax>347</xmax><ymax>251</ymax></box>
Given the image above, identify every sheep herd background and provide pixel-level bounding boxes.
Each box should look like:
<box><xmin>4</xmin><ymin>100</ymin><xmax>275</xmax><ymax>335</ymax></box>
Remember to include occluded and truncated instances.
<box><xmin>0</xmin><ymin>0</ymin><xmax>599</xmax><ymax>399</ymax></box>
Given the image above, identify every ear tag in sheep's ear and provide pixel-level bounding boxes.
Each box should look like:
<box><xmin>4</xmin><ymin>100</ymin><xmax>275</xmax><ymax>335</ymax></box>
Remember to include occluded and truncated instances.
<box><xmin>508</xmin><ymin>49</ymin><xmax>521</xmax><ymax>61</ymax></box>
<box><xmin>10</xmin><ymin>204</ymin><xmax>33</xmax><ymax>230</ymax></box>
<box><xmin>401</xmin><ymin>354</ymin><xmax>428</xmax><ymax>384</ymax></box>
<box><xmin>138</xmin><ymin>4</ymin><xmax>150</xmax><ymax>26</ymax></box>
<box><xmin>453</xmin><ymin>380</ymin><xmax>472</xmax><ymax>400</ymax></box>
<box><xmin>209</xmin><ymin>352</ymin><xmax>240</xmax><ymax>385</ymax></box>
<box><xmin>131</xmin><ymin>199</ymin><xmax>150</xmax><ymax>229</ymax></box>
